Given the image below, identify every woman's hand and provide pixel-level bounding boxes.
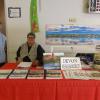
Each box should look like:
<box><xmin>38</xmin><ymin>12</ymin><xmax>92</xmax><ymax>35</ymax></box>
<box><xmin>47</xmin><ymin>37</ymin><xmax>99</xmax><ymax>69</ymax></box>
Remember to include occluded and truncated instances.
<box><xmin>16</xmin><ymin>59</ymin><xmax>21</xmax><ymax>65</ymax></box>
<box><xmin>32</xmin><ymin>60</ymin><xmax>39</xmax><ymax>67</ymax></box>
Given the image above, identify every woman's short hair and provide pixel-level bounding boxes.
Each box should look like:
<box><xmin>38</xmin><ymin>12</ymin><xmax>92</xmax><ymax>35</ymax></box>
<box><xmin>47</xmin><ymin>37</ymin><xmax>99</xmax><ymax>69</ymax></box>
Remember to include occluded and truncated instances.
<box><xmin>27</xmin><ymin>32</ymin><xmax>35</xmax><ymax>38</ymax></box>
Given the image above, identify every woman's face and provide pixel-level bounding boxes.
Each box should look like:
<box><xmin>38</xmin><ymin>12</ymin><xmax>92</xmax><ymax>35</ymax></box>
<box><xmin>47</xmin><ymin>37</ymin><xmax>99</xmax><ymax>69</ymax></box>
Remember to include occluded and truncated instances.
<box><xmin>27</xmin><ymin>35</ymin><xmax>35</xmax><ymax>46</ymax></box>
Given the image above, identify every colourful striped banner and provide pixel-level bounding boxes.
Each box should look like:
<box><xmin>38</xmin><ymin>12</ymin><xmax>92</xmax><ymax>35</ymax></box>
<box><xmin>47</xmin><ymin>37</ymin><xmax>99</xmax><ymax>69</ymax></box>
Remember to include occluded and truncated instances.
<box><xmin>30</xmin><ymin>0</ymin><xmax>39</xmax><ymax>32</ymax></box>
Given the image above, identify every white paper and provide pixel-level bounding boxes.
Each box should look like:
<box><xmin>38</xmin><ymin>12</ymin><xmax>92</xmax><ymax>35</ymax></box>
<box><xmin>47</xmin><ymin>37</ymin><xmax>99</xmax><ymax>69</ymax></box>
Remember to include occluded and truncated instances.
<box><xmin>61</xmin><ymin>57</ymin><xmax>82</xmax><ymax>70</ymax></box>
<box><xmin>17</xmin><ymin>62</ymin><xmax>32</xmax><ymax>67</ymax></box>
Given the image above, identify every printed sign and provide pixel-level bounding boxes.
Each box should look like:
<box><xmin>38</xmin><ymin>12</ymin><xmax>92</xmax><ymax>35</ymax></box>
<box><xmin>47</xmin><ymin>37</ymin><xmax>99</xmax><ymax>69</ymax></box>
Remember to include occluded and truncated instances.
<box><xmin>61</xmin><ymin>57</ymin><xmax>82</xmax><ymax>70</ymax></box>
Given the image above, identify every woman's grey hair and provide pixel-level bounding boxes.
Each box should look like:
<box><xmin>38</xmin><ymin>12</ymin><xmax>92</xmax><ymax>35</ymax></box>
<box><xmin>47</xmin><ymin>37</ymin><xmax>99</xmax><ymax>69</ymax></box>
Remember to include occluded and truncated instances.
<box><xmin>27</xmin><ymin>32</ymin><xmax>35</xmax><ymax>38</ymax></box>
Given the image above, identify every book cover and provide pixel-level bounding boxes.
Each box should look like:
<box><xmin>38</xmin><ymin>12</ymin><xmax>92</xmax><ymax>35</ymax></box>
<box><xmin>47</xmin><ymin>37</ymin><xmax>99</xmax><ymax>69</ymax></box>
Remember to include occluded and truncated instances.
<box><xmin>76</xmin><ymin>53</ymin><xmax>94</xmax><ymax>69</ymax></box>
<box><xmin>46</xmin><ymin>70</ymin><xmax>63</xmax><ymax>79</ymax></box>
<box><xmin>27</xmin><ymin>70</ymin><xmax>44</xmax><ymax>79</ymax></box>
<box><xmin>63</xmin><ymin>70</ymin><xmax>90</xmax><ymax>80</ymax></box>
<box><xmin>0</xmin><ymin>70</ymin><xmax>13</xmax><ymax>79</ymax></box>
<box><xmin>86</xmin><ymin>70</ymin><xmax>100</xmax><ymax>80</ymax></box>
<box><xmin>43</xmin><ymin>53</ymin><xmax>64</xmax><ymax>69</ymax></box>
<box><xmin>94</xmin><ymin>53</ymin><xmax>100</xmax><ymax>69</ymax></box>
<box><xmin>9</xmin><ymin>69</ymin><xmax>28</xmax><ymax>79</ymax></box>
<box><xmin>63</xmin><ymin>69</ymin><xmax>100</xmax><ymax>80</ymax></box>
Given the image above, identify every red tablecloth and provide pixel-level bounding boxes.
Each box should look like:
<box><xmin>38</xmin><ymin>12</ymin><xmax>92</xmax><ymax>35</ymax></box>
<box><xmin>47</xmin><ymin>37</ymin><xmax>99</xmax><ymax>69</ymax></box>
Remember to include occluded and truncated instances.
<box><xmin>0</xmin><ymin>63</ymin><xmax>100</xmax><ymax>100</ymax></box>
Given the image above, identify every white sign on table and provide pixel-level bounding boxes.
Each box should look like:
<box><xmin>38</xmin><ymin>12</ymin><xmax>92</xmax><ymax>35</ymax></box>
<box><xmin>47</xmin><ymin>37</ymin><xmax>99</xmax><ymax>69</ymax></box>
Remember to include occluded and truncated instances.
<box><xmin>60</xmin><ymin>57</ymin><xmax>82</xmax><ymax>70</ymax></box>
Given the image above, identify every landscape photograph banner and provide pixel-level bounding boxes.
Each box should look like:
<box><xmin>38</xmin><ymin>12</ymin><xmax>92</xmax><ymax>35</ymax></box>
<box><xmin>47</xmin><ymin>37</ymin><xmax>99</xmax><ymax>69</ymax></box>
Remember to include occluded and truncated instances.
<box><xmin>45</xmin><ymin>24</ymin><xmax>100</xmax><ymax>45</ymax></box>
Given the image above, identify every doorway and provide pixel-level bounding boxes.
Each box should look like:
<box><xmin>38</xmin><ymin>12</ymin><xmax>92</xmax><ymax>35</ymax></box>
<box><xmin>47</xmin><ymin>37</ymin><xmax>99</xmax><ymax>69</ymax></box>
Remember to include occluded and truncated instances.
<box><xmin>0</xmin><ymin>0</ymin><xmax>6</xmax><ymax>35</ymax></box>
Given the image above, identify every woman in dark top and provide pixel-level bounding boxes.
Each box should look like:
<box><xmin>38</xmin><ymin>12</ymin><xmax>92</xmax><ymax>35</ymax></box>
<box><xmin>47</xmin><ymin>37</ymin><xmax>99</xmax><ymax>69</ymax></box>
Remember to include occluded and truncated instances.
<box><xmin>16</xmin><ymin>32</ymin><xmax>45</xmax><ymax>66</ymax></box>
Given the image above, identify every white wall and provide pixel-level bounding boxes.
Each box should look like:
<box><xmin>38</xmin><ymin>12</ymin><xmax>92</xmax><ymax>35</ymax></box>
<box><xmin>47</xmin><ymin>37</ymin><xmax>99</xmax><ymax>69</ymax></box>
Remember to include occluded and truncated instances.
<box><xmin>5</xmin><ymin>0</ymin><xmax>31</xmax><ymax>62</ymax></box>
<box><xmin>5</xmin><ymin>0</ymin><xmax>99</xmax><ymax>62</ymax></box>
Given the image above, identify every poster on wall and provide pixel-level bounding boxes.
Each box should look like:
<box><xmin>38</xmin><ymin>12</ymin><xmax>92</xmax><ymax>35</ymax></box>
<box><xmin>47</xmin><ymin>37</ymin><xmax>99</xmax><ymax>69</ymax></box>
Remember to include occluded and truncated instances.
<box><xmin>45</xmin><ymin>24</ymin><xmax>100</xmax><ymax>45</ymax></box>
<box><xmin>89</xmin><ymin>0</ymin><xmax>100</xmax><ymax>13</ymax></box>
<box><xmin>8</xmin><ymin>7</ymin><xmax>21</xmax><ymax>18</ymax></box>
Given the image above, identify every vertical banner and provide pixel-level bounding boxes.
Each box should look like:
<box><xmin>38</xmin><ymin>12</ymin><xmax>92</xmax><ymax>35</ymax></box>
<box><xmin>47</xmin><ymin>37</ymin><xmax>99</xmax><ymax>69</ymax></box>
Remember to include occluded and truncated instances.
<box><xmin>30</xmin><ymin>0</ymin><xmax>39</xmax><ymax>32</ymax></box>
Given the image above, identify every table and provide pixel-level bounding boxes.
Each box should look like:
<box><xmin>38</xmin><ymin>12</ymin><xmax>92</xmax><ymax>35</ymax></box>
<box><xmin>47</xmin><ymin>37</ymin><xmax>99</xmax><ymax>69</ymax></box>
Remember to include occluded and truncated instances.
<box><xmin>0</xmin><ymin>63</ymin><xmax>100</xmax><ymax>100</ymax></box>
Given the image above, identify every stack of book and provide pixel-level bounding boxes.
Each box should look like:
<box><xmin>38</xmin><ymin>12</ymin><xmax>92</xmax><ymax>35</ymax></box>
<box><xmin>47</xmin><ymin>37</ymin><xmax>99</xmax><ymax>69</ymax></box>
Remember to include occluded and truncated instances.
<box><xmin>76</xmin><ymin>53</ymin><xmax>94</xmax><ymax>69</ymax></box>
<box><xmin>27</xmin><ymin>70</ymin><xmax>44</xmax><ymax>79</ymax></box>
<box><xmin>63</xmin><ymin>69</ymin><xmax>89</xmax><ymax>80</ymax></box>
<box><xmin>63</xmin><ymin>69</ymin><xmax>100</xmax><ymax>80</ymax></box>
<box><xmin>46</xmin><ymin>70</ymin><xmax>63</xmax><ymax>79</ymax></box>
<box><xmin>9</xmin><ymin>69</ymin><xmax>28</xmax><ymax>79</ymax></box>
<box><xmin>43</xmin><ymin>53</ymin><xmax>64</xmax><ymax>70</ymax></box>
<box><xmin>94</xmin><ymin>53</ymin><xmax>100</xmax><ymax>69</ymax></box>
<box><xmin>87</xmin><ymin>70</ymin><xmax>100</xmax><ymax>80</ymax></box>
<box><xmin>0</xmin><ymin>70</ymin><xmax>12</xmax><ymax>79</ymax></box>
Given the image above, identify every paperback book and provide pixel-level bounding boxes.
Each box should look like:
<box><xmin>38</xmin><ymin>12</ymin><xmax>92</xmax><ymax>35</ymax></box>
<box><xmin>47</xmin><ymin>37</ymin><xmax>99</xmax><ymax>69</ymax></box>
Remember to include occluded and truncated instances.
<box><xmin>0</xmin><ymin>70</ymin><xmax>13</xmax><ymax>79</ymax></box>
<box><xmin>9</xmin><ymin>69</ymin><xmax>28</xmax><ymax>79</ymax></box>
<box><xmin>43</xmin><ymin>53</ymin><xmax>64</xmax><ymax>69</ymax></box>
<box><xmin>94</xmin><ymin>53</ymin><xmax>100</xmax><ymax>69</ymax></box>
<box><xmin>86</xmin><ymin>70</ymin><xmax>100</xmax><ymax>80</ymax></box>
<box><xmin>63</xmin><ymin>69</ymin><xmax>100</xmax><ymax>80</ymax></box>
<box><xmin>76</xmin><ymin>53</ymin><xmax>94</xmax><ymax>69</ymax></box>
<box><xmin>27</xmin><ymin>70</ymin><xmax>44</xmax><ymax>79</ymax></box>
<box><xmin>63</xmin><ymin>70</ymin><xmax>90</xmax><ymax>80</ymax></box>
<box><xmin>46</xmin><ymin>70</ymin><xmax>63</xmax><ymax>79</ymax></box>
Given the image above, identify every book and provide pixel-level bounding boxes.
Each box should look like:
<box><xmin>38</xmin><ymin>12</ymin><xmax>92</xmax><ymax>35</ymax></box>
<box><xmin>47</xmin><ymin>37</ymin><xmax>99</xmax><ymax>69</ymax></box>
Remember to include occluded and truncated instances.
<box><xmin>76</xmin><ymin>53</ymin><xmax>94</xmax><ymax>69</ymax></box>
<box><xmin>63</xmin><ymin>70</ymin><xmax>90</xmax><ymax>80</ymax></box>
<box><xmin>27</xmin><ymin>70</ymin><xmax>44</xmax><ymax>79</ymax></box>
<box><xmin>63</xmin><ymin>69</ymin><xmax>100</xmax><ymax>80</ymax></box>
<box><xmin>0</xmin><ymin>70</ymin><xmax>12</xmax><ymax>79</ymax></box>
<box><xmin>46</xmin><ymin>70</ymin><xmax>63</xmax><ymax>79</ymax></box>
<box><xmin>9</xmin><ymin>69</ymin><xmax>28</xmax><ymax>79</ymax></box>
<box><xmin>43</xmin><ymin>53</ymin><xmax>64</xmax><ymax>69</ymax></box>
<box><xmin>96</xmin><ymin>45</ymin><xmax>100</xmax><ymax>50</ymax></box>
<box><xmin>17</xmin><ymin>62</ymin><xmax>32</xmax><ymax>68</ymax></box>
<box><xmin>94</xmin><ymin>53</ymin><xmax>100</xmax><ymax>69</ymax></box>
<box><xmin>86</xmin><ymin>70</ymin><xmax>100</xmax><ymax>80</ymax></box>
